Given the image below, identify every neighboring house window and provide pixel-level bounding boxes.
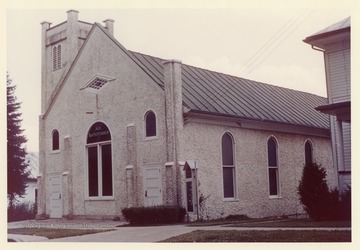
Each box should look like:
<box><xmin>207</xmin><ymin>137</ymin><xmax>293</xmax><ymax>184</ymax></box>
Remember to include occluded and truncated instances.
<box><xmin>267</xmin><ymin>137</ymin><xmax>279</xmax><ymax>196</ymax></box>
<box><xmin>145</xmin><ymin>111</ymin><xmax>157</xmax><ymax>138</ymax></box>
<box><xmin>86</xmin><ymin>122</ymin><xmax>113</xmax><ymax>198</ymax></box>
<box><xmin>52</xmin><ymin>44</ymin><xmax>62</xmax><ymax>71</ymax></box>
<box><xmin>222</xmin><ymin>133</ymin><xmax>235</xmax><ymax>198</ymax></box>
<box><xmin>185</xmin><ymin>167</ymin><xmax>194</xmax><ymax>212</ymax></box>
<box><xmin>52</xmin><ymin>129</ymin><xmax>59</xmax><ymax>151</ymax></box>
<box><xmin>305</xmin><ymin>140</ymin><xmax>313</xmax><ymax>166</ymax></box>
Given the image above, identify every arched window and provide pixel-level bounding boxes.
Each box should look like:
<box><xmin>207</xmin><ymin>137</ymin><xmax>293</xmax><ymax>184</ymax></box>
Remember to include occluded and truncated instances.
<box><xmin>86</xmin><ymin>122</ymin><xmax>113</xmax><ymax>198</ymax></box>
<box><xmin>267</xmin><ymin>137</ymin><xmax>279</xmax><ymax>196</ymax></box>
<box><xmin>222</xmin><ymin>133</ymin><xmax>235</xmax><ymax>198</ymax></box>
<box><xmin>52</xmin><ymin>129</ymin><xmax>59</xmax><ymax>151</ymax></box>
<box><xmin>305</xmin><ymin>140</ymin><xmax>313</xmax><ymax>166</ymax></box>
<box><xmin>145</xmin><ymin>111</ymin><xmax>157</xmax><ymax>137</ymax></box>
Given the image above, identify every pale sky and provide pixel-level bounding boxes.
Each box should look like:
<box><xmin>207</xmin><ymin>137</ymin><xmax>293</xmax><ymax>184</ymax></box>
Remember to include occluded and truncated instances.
<box><xmin>3</xmin><ymin>1</ymin><xmax>355</xmax><ymax>153</ymax></box>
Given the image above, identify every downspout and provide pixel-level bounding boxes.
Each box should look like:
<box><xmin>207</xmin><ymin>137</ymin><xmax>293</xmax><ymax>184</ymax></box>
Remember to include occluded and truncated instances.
<box><xmin>195</xmin><ymin>161</ymin><xmax>199</xmax><ymax>221</ymax></box>
<box><xmin>311</xmin><ymin>44</ymin><xmax>339</xmax><ymax>188</ymax></box>
<box><xmin>311</xmin><ymin>45</ymin><xmax>325</xmax><ymax>52</ymax></box>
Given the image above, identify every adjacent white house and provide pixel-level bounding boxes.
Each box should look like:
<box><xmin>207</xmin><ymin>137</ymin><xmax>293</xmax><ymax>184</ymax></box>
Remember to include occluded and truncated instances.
<box><xmin>14</xmin><ymin>152</ymin><xmax>39</xmax><ymax>205</ymax></box>
<box><xmin>304</xmin><ymin>17</ymin><xmax>351</xmax><ymax>193</ymax></box>
<box><xmin>37</xmin><ymin>10</ymin><xmax>335</xmax><ymax>220</ymax></box>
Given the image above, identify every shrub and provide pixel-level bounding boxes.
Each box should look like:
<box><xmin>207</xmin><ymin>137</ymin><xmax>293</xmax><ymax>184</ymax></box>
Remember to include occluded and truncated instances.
<box><xmin>8</xmin><ymin>201</ymin><xmax>36</xmax><ymax>222</ymax></box>
<box><xmin>298</xmin><ymin>162</ymin><xmax>351</xmax><ymax>221</ymax></box>
<box><xmin>122</xmin><ymin>206</ymin><xmax>186</xmax><ymax>225</ymax></box>
<box><xmin>339</xmin><ymin>187</ymin><xmax>351</xmax><ymax>221</ymax></box>
<box><xmin>298</xmin><ymin>163</ymin><xmax>332</xmax><ymax>221</ymax></box>
<box><xmin>225</xmin><ymin>214</ymin><xmax>250</xmax><ymax>221</ymax></box>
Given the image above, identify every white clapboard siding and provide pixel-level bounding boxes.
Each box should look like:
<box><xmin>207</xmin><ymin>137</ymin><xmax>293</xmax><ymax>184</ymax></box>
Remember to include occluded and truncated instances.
<box><xmin>343</xmin><ymin>122</ymin><xmax>351</xmax><ymax>171</ymax></box>
<box><xmin>332</xmin><ymin>119</ymin><xmax>351</xmax><ymax>172</ymax></box>
<box><xmin>327</xmin><ymin>49</ymin><xmax>351</xmax><ymax>103</ymax></box>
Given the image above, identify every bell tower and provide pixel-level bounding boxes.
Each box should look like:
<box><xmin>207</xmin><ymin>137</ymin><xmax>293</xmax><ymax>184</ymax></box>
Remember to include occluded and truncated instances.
<box><xmin>40</xmin><ymin>10</ymin><xmax>93</xmax><ymax>113</ymax></box>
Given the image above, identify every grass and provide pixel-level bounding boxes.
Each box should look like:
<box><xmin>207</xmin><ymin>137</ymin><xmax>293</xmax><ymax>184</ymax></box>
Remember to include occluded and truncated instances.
<box><xmin>187</xmin><ymin>217</ymin><xmax>351</xmax><ymax>228</ymax></box>
<box><xmin>227</xmin><ymin>219</ymin><xmax>351</xmax><ymax>228</ymax></box>
<box><xmin>8</xmin><ymin>218</ymin><xmax>351</xmax><ymax>242</ymax></box>
<box><xmin>8</xmin><ymin>228</ymin><xmax>113</xmax><ymax>240</ymax></box>
<box><xmin>161</xmin><ymin>230</ymin><xmax>351</xmax><ymax>242</ymax></box>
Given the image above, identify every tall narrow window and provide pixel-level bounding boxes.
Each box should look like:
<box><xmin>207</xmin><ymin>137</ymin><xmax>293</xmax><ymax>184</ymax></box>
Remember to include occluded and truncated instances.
<box><xmin>267</xmin><ymin>137</ymin><xmax>279</xmax><ymax>196</ymax></box>
<box><xmin>222</xmin><ymin>133</ymin><xmax>235</xmax><ymax>198</ymax></box>
<box><xmin>86</xmin><ymin>122</ymin><xmax>113</xmax><ymax>198</ymax></box>
<box><xmin>145</xmin><ymin>111</ymin><xmax>157</xmax><ymax>137</ymax></box>
<box><xmin>52</xmin><ymin>129</ymin><xmax>59</xmax><ymax>151</ymax></box>
<box><xmin>305</xmin><ymin>140</ymin><xmax>313</xmax><ymax>166</ymax></box>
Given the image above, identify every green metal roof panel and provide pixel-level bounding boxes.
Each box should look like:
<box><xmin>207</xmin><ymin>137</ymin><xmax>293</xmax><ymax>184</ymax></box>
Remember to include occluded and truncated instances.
<box><xmin>128</xmin><ymin>51</ymin><xmax>329</xmax><ymax>129</ymax></box>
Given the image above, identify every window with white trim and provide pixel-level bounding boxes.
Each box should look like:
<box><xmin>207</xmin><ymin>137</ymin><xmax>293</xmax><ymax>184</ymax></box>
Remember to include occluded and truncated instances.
<box><xmin>52</xmin><ymin>129</ymin><xmax>59</xmax><ymax>151</ymax></box>
<box><xmin>222</xmin><ymin>133</ymin><xmax>236</xmax><ymax>198</ymax></box>
<box><xmin>267</xmin><ymin>137</ymin><xmax>279</xmax><ymax>196</ymax></box>
<box><xmin>86</xmin><ymin>122</ymin><xmax>113</xmax><ymax>198</ymax></box>
<box><xmin>305</xmin><ymin>140</ymin><xmax>313</xmax><ymax>166</ymax></box>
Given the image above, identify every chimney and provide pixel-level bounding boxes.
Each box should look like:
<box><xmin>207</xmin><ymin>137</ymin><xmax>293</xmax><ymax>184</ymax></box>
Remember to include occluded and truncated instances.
<box><xmin>103</xmin><ymin>19</ymin><xmax>115</xmax><ymax>36</ymax></box>
<box><xmin>163</xmin><ymin>59</ymin><xmax>183</xmax><ymax>206</ymax></box>
<box><xmin>163</xmin><ymin>59</ymin><xmax>183</xmax><ymax>133</ymax></box>
<box><xmin>67</xmin><ymin>9</ymin><xmax>79</xmax><ymax>23</ymax></box>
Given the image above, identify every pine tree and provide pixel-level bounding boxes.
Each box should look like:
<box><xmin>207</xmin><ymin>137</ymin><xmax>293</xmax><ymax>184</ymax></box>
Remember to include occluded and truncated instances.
<box><xmin>7</xmin><ymin>73</ymin><xmax>29</xmax><ymax>209</ymax></box>
<box><xmin>298</xmin><ymin>162</ymin><xmax>330</xmax><ymax>221</ymax></box>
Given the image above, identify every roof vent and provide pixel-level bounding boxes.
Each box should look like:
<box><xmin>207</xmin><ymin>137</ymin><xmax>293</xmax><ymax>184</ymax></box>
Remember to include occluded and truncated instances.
<box><xmin>81</xmin><ymin>74</ymin><xmax>115</xmax><ymax>92</ymax></box>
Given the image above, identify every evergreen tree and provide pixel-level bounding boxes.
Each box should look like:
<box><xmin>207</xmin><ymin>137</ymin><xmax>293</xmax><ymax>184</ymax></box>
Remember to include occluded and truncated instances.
<box><xmin>7</xmin><ymin>73</ymin><xmax>29</xmax><ymax>209</ymax></box>
<box><xmin>298</xmin><ymin>162</ymin><xmax>330</xmax><ymax>221</ymax></box>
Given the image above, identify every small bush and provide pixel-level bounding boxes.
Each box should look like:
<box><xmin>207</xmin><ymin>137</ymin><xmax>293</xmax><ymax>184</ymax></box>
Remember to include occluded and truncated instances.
<box><xmin>122</xmin><ymin>206</ymin><xmax>186</xmax><ymax>225</ymax></box>
<box><xmin>298</xmin><ymin>163</ymin><xmax>330</xmax><ymax>221</ymax></box>
<box><xmin>225</xmin><ymin>214</ymin><xmax>250</xmax><ymax>221</ymax></box>
<box><xmin>339</xmin><ymin>187</ymin><xmax>351</xmax><ymax>221</ymax></box>
<box><xmin>298</xmin><ymin>163</ymin><xmax>352</xmax><ymax>221</ymax></box>
<box><xmin>8</xmin><ymin>201</ymin><xmax>36</xmax><ymax>222</ymax></box>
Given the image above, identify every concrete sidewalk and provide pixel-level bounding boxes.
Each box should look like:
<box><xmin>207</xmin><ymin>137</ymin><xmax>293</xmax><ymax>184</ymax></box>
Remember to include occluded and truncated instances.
<box><xmin>7</xmin><ymin>219</ymin><xmax>124</xmax><ymax>242</ymax></box>
<box><xmin>47</xmin><ymin>225</ymin><xmax>352</xmax><ymax>242</ymax></box>
<box><xmin>48</xmin><ymin>224</ymin><xmax>196</xmax><ymax>242</ymax></box>
<box><xmin>8</xmin><ymin>234</ymin><xmax>48</xmax><ymax>242</ymax></box>
<box><xmin>7</xmin><ymin>219</ymin><xmax>351</xmax><ymax>242</ymax></box>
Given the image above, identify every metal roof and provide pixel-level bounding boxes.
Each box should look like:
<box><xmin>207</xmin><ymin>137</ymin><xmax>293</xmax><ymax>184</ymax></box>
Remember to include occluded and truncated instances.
<box><xmin>128</xmin><ymin>50</ymin><xmax>329</xmax><ymax>129</ymax></box>
<box><xmin>311</xmin><ymin>17</ymin><xmax>350</xmax><ymax>37</ymax></box>
<box><xmin>304</xmin><ymin>17</ymin><xmax>350</xmax><ymax>44</ymax></box>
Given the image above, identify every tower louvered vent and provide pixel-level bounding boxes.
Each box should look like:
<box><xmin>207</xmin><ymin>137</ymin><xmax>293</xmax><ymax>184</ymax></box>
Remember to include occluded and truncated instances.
<box><xmin>88</xmin><ymin>77</ymin><xmax>108</xmax><ymax>90</ymax></box>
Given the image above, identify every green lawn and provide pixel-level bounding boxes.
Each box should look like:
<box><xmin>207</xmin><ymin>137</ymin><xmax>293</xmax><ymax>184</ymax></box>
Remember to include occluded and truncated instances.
<box><xmin>187</xmin><ymin>218</ymin><xmax>351</xmax><ymax>228</ymax></box>
<box><xmin>227</xmin><ymin>219</ymin><xmax>351</xmax><ymax>228</ymax></box>
<box><xmin>161</xmin><ymin>229</ymin><xmax>351</xmax><ymax>242</ymax></box>
<box><xmin>8</xmin><ymin>228</ymin><xmax>113</xmax><ymax>240</ymax></box>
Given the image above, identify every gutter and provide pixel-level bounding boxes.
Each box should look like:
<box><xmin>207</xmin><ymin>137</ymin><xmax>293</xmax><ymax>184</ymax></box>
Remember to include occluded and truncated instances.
<box><xmin>311</xmin><ymin>45</ymin><xmax>325</xmax><ymax>52</ymax></box>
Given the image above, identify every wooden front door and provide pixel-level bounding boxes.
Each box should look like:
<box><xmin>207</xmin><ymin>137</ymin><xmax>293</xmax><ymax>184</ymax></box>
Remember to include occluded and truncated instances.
<box><xmin>144</xmin><ymin>166</ymin><xmax>162</xmax><ymax>206</ymax></box>
<box><xmin>49</xmin><ymin>175</ymin><xmax>62</xmax><ymax>218</ymax></box>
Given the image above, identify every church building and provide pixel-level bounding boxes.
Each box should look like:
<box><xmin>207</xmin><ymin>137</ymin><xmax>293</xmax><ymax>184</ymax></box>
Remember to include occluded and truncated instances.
<box><xmin>37</xmin><ymin>10</ymin><xmax>335</xmax><ymax>220</ymax></box>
